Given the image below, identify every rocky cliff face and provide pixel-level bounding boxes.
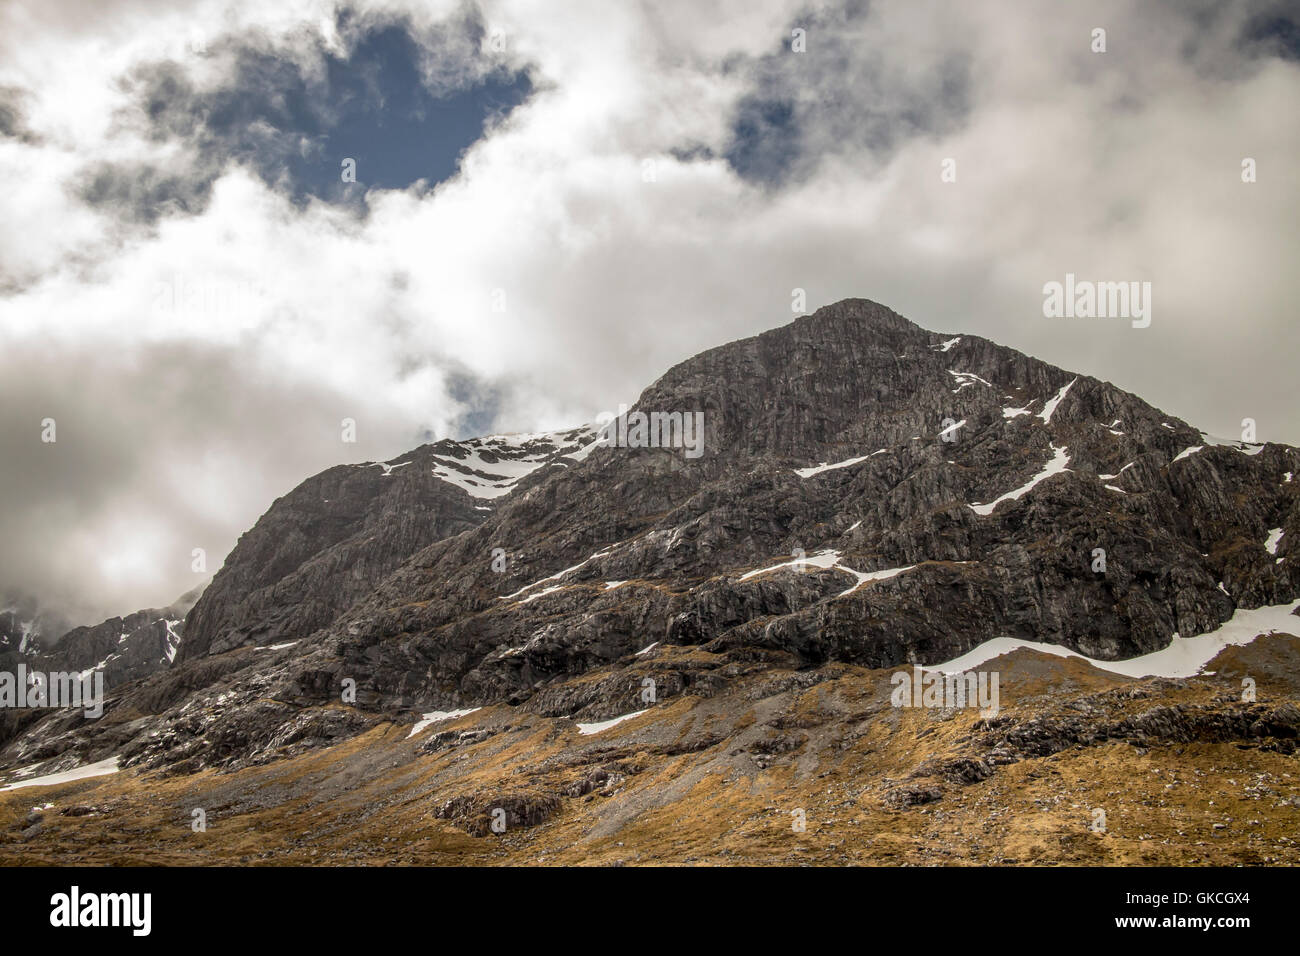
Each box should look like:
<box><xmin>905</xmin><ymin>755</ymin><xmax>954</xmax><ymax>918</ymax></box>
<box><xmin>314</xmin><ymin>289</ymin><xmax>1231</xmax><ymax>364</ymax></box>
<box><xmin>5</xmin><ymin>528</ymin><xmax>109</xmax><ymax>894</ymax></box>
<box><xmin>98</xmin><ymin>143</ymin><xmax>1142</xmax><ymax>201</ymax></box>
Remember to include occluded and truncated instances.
<box><xmin>2</xmin><ymin>299</ymin><xmax>1296</xmax><ymax>776</ymax></box>
<box><xmin>40</xmin><ymin>609</ymin><xmax>182</xmax><ymax>685</ymax></box>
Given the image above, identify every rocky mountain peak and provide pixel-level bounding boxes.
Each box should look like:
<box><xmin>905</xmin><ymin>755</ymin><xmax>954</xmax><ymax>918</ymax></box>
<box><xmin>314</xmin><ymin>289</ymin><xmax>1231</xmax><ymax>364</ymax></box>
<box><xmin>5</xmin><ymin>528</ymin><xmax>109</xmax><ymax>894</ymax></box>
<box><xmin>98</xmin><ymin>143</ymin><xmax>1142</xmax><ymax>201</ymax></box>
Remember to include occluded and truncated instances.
<box><xmin>795</xmin><ymin>296</ymin><xmax>924</xmax><ymax>335</ymax></box>
<box><xmin>2</xmin><ymin>299</ymin><xmax>1295</xmax><ymax>780</ymax></box>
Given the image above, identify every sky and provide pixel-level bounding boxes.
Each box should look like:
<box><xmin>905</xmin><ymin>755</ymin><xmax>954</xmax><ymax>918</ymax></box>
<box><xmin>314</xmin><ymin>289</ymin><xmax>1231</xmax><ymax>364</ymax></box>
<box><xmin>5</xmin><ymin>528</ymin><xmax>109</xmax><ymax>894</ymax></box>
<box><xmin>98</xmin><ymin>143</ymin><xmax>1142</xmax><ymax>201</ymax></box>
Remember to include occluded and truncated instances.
<box><xmin>1</xmin><ymin>0</ymin><xmax>1297</xmax><ymax>628</ymax></box>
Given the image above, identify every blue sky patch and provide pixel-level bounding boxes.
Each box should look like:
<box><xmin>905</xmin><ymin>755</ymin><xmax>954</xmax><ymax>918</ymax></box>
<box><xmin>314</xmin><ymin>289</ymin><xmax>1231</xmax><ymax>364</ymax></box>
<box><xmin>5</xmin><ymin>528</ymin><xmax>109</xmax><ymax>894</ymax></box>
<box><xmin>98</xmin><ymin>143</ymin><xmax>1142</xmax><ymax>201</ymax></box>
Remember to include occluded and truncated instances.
<box><xmin>88</xmin><ymin>14</ymin><xmax>532</xmax><ymax>221</ymax></box>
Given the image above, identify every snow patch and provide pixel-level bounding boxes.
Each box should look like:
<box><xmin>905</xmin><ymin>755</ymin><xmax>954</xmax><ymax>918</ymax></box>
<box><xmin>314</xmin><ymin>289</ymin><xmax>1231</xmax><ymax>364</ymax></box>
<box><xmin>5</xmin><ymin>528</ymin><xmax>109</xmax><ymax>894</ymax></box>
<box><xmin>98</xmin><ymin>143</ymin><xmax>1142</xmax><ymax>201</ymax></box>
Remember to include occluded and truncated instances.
<box><xmin>949</xmin><ymin>370</ymin><xmax>994</xmax><ymax>394</ymax></box>
<box><xmin>1201</xmin><ymin>433</ymin><xmax>1265</xmax><ymax>456</ymax></box>
<box><xmin>562</xmin><ymin>434</ymin><xmax>602</xmax><ymax>463</ymax></box>
<box><xmin>740</xmin><ymin>549</ymin><xmax>841</xmax><ymax>581</ymax></box>
<box><xmin>0</xmin><ymin>756</ymin><xmax>120</xmax><ymax>792</ymax></box>
<box><xmin>408</xmin><ymin>708</ymin><xmax>482</xmax><ymax>738</ymax></box>
<box><xmin>928</xmin><ymin>600</ymin><xmax>1300</xmax><ymax>679</ymax></box>
<box><xmin>429</xmin><ymin>427</ymin><xmax>600</xmax><ymax>499</ymax></box>
<box><xmin>577</xmin><ymin>710</ymin><xmax>648</xmax><ymax>736</ymax></box>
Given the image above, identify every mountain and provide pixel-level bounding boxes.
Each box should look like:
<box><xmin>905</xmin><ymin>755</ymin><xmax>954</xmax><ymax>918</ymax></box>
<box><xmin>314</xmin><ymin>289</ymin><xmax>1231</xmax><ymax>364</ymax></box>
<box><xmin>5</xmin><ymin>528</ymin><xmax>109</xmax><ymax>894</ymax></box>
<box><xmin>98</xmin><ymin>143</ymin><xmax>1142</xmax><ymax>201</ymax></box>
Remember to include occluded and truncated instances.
<box><xmin>310</xmin><ymin>299</ymin><xmax>1295</xmax><ymax>718</ymax></box>
<box><xmin>1</xmin><ymin>298</ymin><xmax>1296</xmax><ymax>799</ymax></box>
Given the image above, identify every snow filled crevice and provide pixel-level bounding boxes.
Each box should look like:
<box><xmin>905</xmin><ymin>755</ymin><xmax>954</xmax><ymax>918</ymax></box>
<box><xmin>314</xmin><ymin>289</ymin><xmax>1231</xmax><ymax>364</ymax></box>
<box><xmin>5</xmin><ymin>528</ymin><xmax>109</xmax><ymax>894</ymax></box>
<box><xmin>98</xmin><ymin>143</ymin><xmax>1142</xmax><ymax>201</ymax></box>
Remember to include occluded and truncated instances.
<box><xmin>1036</xmin><ymin>378</ymin><xmax>1077</xmax><ymax>424</ymax></box>
<box><xmin>1265</xmin><ymin>528</ymin><xmax>1284</xmax><ymax>560</ymax></box>
<box><xmin>794</xmin><ymin>449</ymin><xmax>886</xmax><ymax>478</ymax></box>
<box><xmin>500</xmin><ymin>544</ymin><xmax>620</xmax><ymax>600</ymax></box>
<box><xmin>834</xmin><ymin>564</ymin><xmax>916</xmax><ymax>598</ymax></box>
<box><xmin>740</xmin><ymin>549</ymin><xmax>842</xmax><ymax>581</ymax></box>
<box><xmin>937</xmin><ymin>419</ymin><xmax>966</xmax><ymax>440</ymax></box>
<box><xmin>1098</xmin><ymin>462</ymin><xmax>1135</xmax><ymax>481</ymax></box>
<box><xmin>970</xmin><ymin>445</ymin><xmax>1070</xmax><ymax>516</ymax></box>
<box><xmin>740</xmin><ymin>549</ymin><xmax>920</xmax><ymax>597</ymax></box>
<box><xmin>163</xmin><ymin>619</ymin><xmax>182</xmax><ymax>663</ymax></box>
